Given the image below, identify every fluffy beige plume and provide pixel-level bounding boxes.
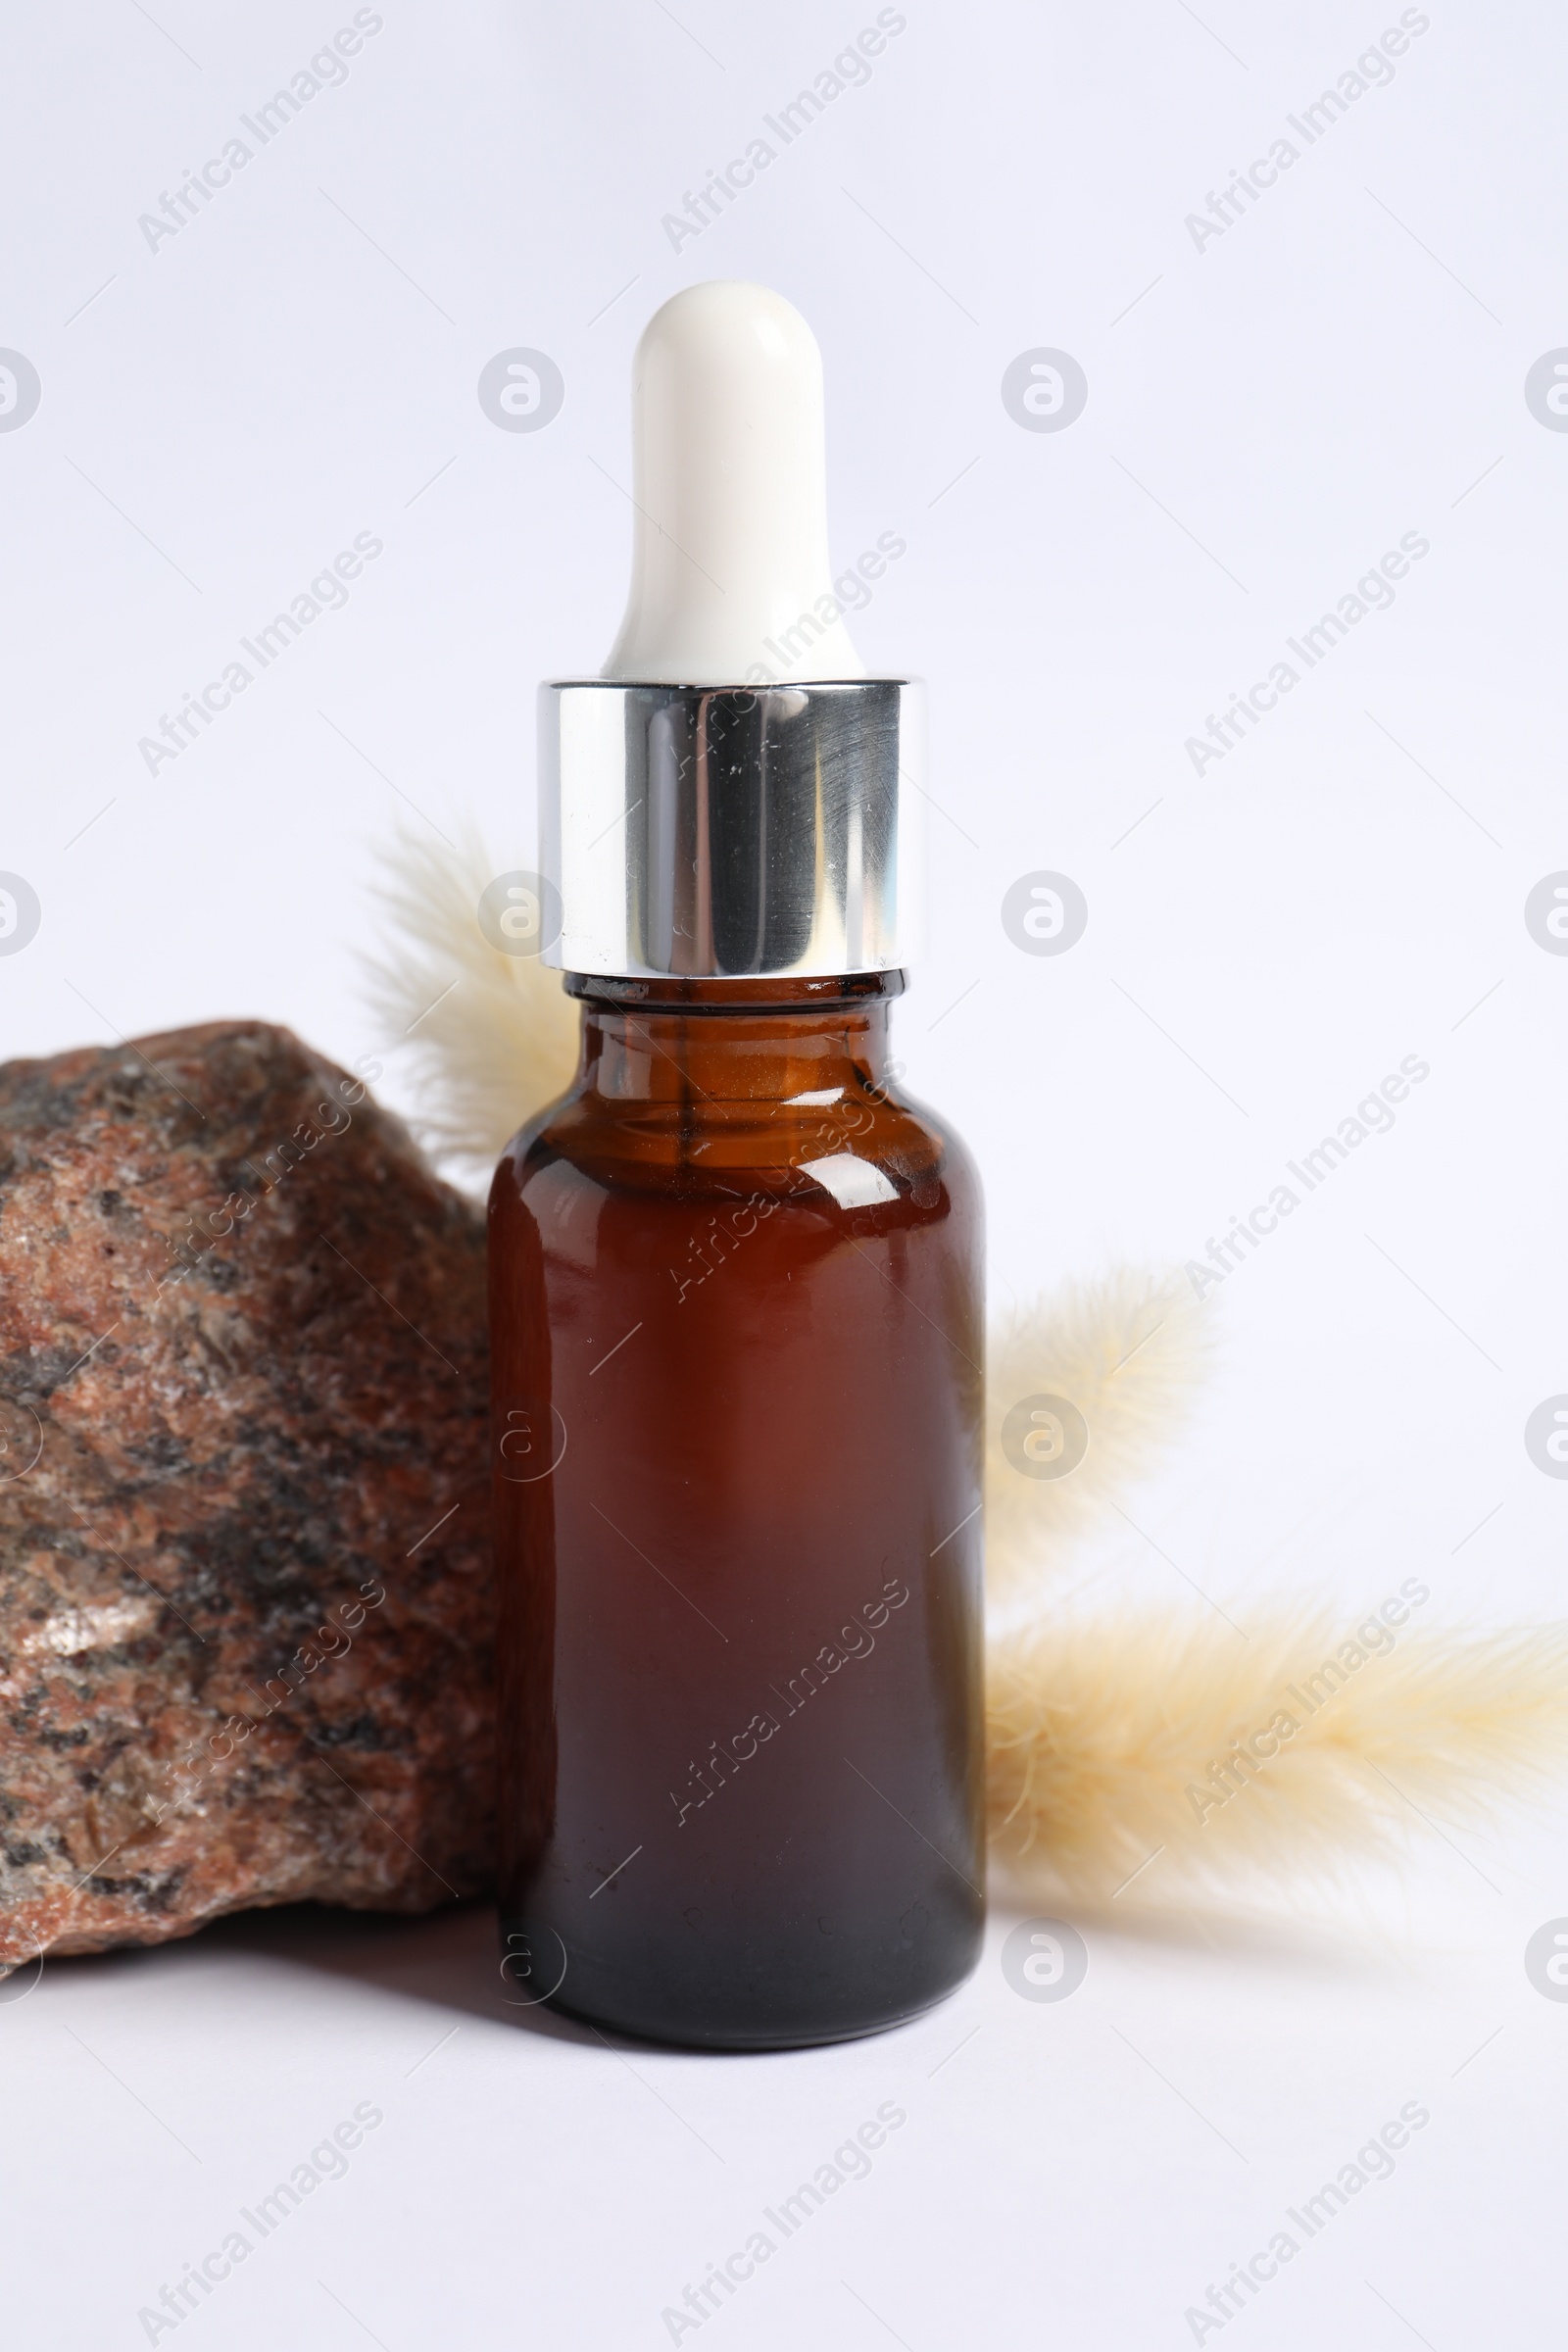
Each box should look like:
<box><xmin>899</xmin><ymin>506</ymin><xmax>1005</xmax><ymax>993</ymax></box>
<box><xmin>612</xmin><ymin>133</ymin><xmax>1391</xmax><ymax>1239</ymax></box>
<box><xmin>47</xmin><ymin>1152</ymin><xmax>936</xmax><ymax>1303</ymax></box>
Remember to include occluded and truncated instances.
<box><xmin>364</xmin><ymin>827</ymin><xmax>578</xmax><ymax>1185</ymax></box>
<box><xmin>985</xmin><ymin>1273</ymin><xmax>1212</xmax><ymax>1607</ymax></box>
<box><xmin>368</xmin><ymin>826</ymin><xmax>1568</xmax><ymax>1900</ymax></box>
<box><xmin>988</xmin><ymin>1611</ymin><xmax>1568</xmax><ymax>1900</ymax></box>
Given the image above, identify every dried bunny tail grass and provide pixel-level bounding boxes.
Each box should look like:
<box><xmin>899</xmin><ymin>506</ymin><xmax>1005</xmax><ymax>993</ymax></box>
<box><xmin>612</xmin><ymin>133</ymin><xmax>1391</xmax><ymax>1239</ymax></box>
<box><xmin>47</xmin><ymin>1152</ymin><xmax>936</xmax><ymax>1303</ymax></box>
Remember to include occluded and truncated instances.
<box><xmin>369</xmin><ymin>833</ymin><xmax>1568</xmax><ymax>1902</ymax></box>
<box><xmin>985</xmin><ymin>1269</ymin><xmax>1214</xmax><ymax>1603</ymax></box>
<box><xmin>363</xmin><ymin>825</ymin><xmax>579</xmax><ymax>1183</ymax></box>
<box><xmin>985</xmin><ymin>1608</ymin><xmax>1568</xmax><ymax>1902</ymax></box>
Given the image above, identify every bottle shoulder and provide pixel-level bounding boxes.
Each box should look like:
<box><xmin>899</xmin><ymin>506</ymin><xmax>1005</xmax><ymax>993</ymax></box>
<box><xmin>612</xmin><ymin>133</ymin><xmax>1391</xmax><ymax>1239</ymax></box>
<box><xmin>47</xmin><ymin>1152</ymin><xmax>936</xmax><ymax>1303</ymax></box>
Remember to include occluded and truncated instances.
<box><xmin>489</xmin><ymin>1078</ymin><xmax>981</xmax><ymax>1229</ymax></box>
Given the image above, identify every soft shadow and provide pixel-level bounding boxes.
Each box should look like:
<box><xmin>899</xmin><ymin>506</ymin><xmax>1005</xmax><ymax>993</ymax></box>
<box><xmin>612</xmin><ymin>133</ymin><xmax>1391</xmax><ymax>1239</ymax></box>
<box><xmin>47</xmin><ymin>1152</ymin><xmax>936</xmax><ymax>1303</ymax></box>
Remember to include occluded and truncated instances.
<box><xmin>989</xmin><ymin>1876</ymin><xmax>1413</xmax><ymax>1982</ymax></box>
<box><xmin>206</xmin><ymin>1899</ymin><xmax>600</xmax><ymax>2042</ymax></box>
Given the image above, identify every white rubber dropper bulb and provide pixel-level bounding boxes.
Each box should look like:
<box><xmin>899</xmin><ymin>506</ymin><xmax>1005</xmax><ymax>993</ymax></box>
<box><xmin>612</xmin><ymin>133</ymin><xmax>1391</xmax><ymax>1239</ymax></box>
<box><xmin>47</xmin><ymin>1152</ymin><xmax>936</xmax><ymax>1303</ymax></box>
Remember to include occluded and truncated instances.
<box><xmin>602</xmin><ymin>280</ymin><xmax>865</xmax><ymax>687</ymax></box>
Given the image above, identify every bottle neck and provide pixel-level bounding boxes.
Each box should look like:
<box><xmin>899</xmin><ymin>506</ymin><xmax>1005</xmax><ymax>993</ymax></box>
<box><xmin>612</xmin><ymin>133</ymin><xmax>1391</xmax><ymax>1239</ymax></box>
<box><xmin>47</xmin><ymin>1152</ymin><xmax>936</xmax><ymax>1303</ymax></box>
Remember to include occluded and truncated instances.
<box><xmin>564</xmin><ymin>970</ymin><xmax>904</xmax><ymax>1106</ymax></box>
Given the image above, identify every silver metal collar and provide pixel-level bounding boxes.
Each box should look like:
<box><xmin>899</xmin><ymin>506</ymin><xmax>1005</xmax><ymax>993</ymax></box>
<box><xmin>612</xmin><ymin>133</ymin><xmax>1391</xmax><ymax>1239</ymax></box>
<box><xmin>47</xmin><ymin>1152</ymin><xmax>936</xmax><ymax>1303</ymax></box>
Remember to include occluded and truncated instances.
<box><xmin>539</xmin><ymin>679</ymin><xmax>925</xmax><ymax>979</ymax></box>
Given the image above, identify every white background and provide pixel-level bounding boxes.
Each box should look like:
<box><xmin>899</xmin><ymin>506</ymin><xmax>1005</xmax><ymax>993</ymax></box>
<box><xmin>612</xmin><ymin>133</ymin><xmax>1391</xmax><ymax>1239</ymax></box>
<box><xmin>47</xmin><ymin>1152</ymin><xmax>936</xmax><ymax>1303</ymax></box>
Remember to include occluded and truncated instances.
<box><xmin>3</xmin><ymin>2</ymin><xmax>1567</xmax><ymax>2345</ymax></box>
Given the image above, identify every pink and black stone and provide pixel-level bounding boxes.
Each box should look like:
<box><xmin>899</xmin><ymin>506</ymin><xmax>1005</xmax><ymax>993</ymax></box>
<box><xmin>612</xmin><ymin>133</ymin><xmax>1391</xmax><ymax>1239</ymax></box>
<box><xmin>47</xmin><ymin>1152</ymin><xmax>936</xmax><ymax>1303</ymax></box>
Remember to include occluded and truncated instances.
<box><xmin>0</xmin><ymin>1022</ymin><xmax>492</xmax><ymax>1968</ymax></box>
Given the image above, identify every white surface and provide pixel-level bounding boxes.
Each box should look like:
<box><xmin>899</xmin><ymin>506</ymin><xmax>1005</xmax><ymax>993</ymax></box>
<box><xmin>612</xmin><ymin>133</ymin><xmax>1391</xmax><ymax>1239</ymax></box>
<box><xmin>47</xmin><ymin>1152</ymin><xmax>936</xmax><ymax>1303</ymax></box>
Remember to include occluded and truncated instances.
<box><xmin>603</xmin><ymin>279</ymin><xmax>865</xmax><ymax>683</ymax></box>
<box><xmin>4</xmin><ymin>1830</ymin><xmax>1564</xmax><ymax>2349</ymax></box>
<box><xmin>3</xmin><ymin>0</ymin><xmax>1567</xmax><ymax>2342</ymax></box>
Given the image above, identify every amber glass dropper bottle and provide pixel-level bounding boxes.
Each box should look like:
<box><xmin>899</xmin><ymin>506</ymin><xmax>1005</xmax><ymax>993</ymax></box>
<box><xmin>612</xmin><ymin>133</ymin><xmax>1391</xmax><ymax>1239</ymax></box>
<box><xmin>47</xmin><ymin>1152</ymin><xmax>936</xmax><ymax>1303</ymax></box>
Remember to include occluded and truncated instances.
<box><xmin>490</xmin><ymin>280</ymin><xmax>984</xmax><ymax>2049</ymax></box>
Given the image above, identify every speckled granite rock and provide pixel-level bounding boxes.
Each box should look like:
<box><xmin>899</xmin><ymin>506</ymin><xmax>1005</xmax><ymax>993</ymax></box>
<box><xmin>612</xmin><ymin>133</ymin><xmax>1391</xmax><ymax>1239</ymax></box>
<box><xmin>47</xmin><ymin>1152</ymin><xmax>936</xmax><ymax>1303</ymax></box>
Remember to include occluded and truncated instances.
<box><xmin>0</xmin><ymin>1022</ymin><xmax>492</xmax><ymax>1967</ymax></box>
